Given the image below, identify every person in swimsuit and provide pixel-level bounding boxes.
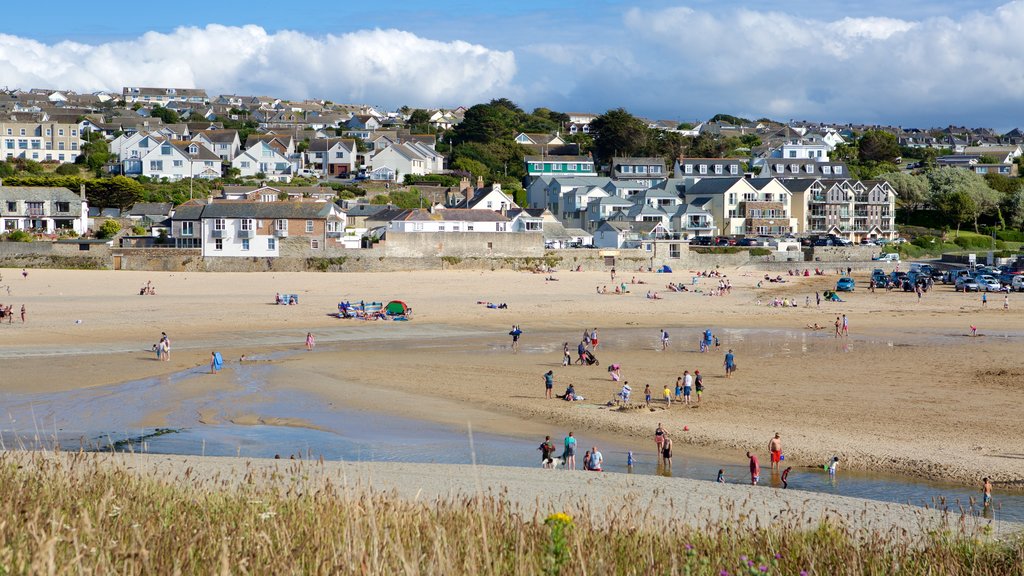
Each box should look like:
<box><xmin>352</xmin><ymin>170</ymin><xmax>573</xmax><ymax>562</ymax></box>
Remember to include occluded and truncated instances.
<box><xmin>644</xmin><ymin>384</ymin><xmax>651</xmax><ymax>407</ymax></box>
<box><xmin>747</xmin><ymin>451</ymin><xmax>760</xmax><ymax>485</ymax></box>
<box><xmin>983</xmin><ymin>477</ymin><xmax>993</xmax><ymax>507</ymax></box>
<box><xmin>654</xmin><ymin>423</ymin><xmax>666</xmax><ymax>460</ymax></box>
<box><xmin>590</xmin><ymin>328</ymin><xmax>598</xmax><ymax>349</ymax></box>
<box><xmin>562</xmin><ymin>342</ymin><xmax>571</xmax><ymax>366</ymax></box>
<box><xmin>305</xmin><ymin>332</ymin><xmax>315</xmax><ymax>351</ymax></box>
<box><xmin>768</xmin><ymin>433</ymin><xmax>782</xmax><ymax>471</ymax></box>
<box><xmin>661</xmin><ymin>437</ymin><xmax>673</xmax><ymax>469</ymax></box>
<box><xmin>781</xmin><ymin>466</ymin><xmax>792</xmax><ymax>489</ymax></box>
<box><xmin>717</xmin><ymin>469</ymin><xmax>725</xmax><ymax>483</ymax></box>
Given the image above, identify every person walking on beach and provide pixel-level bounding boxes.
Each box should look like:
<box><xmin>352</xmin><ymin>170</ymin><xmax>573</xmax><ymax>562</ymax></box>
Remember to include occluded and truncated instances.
<box><xmin>654</xmin><ymin>423</ymin><xmax>666</xmax><ymax>460</ymax></box>
<box><xmin>660</xmin><ymin>328</ymin><xmax>669</xmax><ymax>350</ymax></box>
<box><xmin>159</xmin><ymin>332</ymin><xmax>171</xmax><ymax>362</ymax></box>
<box><xmin>538</xmin><ymin>435</ymin><xmax>556</xmax><ymax>468</ymax></box>
<box><xmin>983</xmin><ymin>477</ymin><xmax>993</xmax><ymax>508</ymax></box>
<box><xmin>20</xmin><ymin>304</ymin><xmax>25</xmax><ymax>323</ymax></box>
<box><xmin>509</xmin><ymin>325</ymin><xmax>522</xmax><ymax>351</ymax></box>
<box><xmin>724</xmin><ymin>349</ymin><xmax>736</xmax><ymax>378</ymax></box>
<box><xmin>1004</xmin><ymin>294</ymin><xmax>1010</xmax><ymax>311</ymax></box>
<box><xmin>747</xmin><ymin>451</ymin><xmax>760</xmax><ymax>485</ymax></box>
<box><xmin>682</xmin><ymin>370</ymin><xmax>693</xmax><ymax>405</ymax></box>
<box><xmin>661</xmin><ymin>436</ymin><xmax>673</xmax><ymax>470</ymax></box>
<box><xmin>210</xmin><ymin>351</ymin><xmax>223</xmax><ymax>374</ymax></box>
<box><xmin>982</xmin><ymin>292</ymin><xmax>987</xmax><ymax>308</ymax></box>
<box><xmin>663</xmin><ymin>383</ymin><xmax>672</xmax><ymax>405</ymax></box>
<box><xmin>694</xmin><ymin>370</ymin><xmax>703</xmax><ymax>403</ymax></box>
<box><xmin>589</xmin><ymin>446</ymin><xmax>603</xmax><ymax>471</ymax></box>
<box><xmin>590</xmin><ymin>328</ymin><xmax>599</xmax><ymax>350</ymax></box>
<box><xmin>562</xmin><ymin>342</ymin><xmax>571</xmax><ymax>366</ymax></box>
<box><xmin>816</xmin><ymin>291</ymin><xmax>821</xmax><ymax>308</ymax></box>
<box><xmin>543</xmin><ymin>370</ymin><xmax>554</xmax><ymax>399</ymax></box>
<box><xmin>841</xmin><ymin>314</ymin><xmax>849</xmax><ymax>337</ymax></box>
<box><xmin>834</xmin><ymin>316</ymin><xmax>841</xmax><ymax>338</ymax></box>
<box><xmin>768</xmin><ymin>433</ymin><xmax>782</xmax><ymax>471</ymax></box>
<box><xmin>644</xmin><ymin>384</ymin><xmax>651</xmax><ymax>407</ymax></box>
<box><xmin>305</xmin><ymin>332</ymin><xmax>316</xmax><ymax>351</ymax></box>
<box><xmin>563</xmin><ymin>432</ymin><xmax>577</xmax><ymax>470</ymax></box>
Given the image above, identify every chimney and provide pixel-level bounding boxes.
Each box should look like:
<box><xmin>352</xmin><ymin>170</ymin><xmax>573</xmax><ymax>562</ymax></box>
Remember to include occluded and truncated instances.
<box><xmin>80</xmin><ymin>183</ymin><xmax>86</xmax><ymax>202</ymax></box>
<box><xmin>476</xmin><ymin>175</ymin><xmax>484</xmax><ymax>190</ymax></box>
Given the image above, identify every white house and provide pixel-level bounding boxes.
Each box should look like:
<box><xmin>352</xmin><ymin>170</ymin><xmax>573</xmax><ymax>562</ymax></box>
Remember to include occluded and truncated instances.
<box><xmin>141</xmin><ymin>141</ymin><xmax>222</xmax><ymax>181</ymax></box>
<box><xmin>387</xmin><ymin>208</ymin><xmax>512</xmax><ymax>233</ymax></box>
<box><xmin>370</xmin><ymin>143</ymin><xmax>430</xmax><ymax>179</ymax></box>
<box><xmin>191</xmin><ymin>130</ymin><xmax>241</xmax><ymax>161</ymax></box>
<box><xmin>306</xmin><ymin>138</ymin><xmax>357</xmax><ymax>177</ymax></box>
<box><xmin>451</xmin><ymin>183</ymin><xmax>518</xmax><ymax>212</ymax></box>
<box><xmin>232</xmin><ymin>141</ymin><xmax>294</xmax><ymax>182</ymax></box>
<box><xmin>0</xmin><ymin>185</ymin><xmax>89</xmax><ymax>234</ymax></box>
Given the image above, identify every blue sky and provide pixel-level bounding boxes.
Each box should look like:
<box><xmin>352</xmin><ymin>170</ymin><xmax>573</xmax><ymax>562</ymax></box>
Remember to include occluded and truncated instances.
<box><xmin>2</xmin><ymin>1</ymin><xmax>1022</xmax><ymax>129</ymax></box>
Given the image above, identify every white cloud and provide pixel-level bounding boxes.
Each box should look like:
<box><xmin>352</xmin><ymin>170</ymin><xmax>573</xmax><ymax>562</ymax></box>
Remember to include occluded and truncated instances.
<box><xmin>550</xmin><ymin>1</ymin><xmax>1024</xmax><ymax>126</ymax></box>
<box><xmin>0</xmin><ymin>25</ymin><xmax>516</xmax><ymax>108</ymax></box>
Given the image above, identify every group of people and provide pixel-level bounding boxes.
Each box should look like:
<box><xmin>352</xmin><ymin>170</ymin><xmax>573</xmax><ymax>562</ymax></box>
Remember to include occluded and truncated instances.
<box><xmin>0</xmin><ymin>303</ymin><xmax>24</xmax><ymax>323</ymax></box>
<box><xmin>274</xmin><ymin>293</ymin><xmax>298</xmax><ymax>305</ymax></box>
<box><xmin>138</xmin><ymin>280</ymin><xmax>157</xmax><ymax>295</ymax></box>
<box><xmin>537</xmin><ymin>432</ymin><xmax>603</xmax><ymax>471</ymax></box>
<box><xmin>152</xmin><ymin>332</ymin><xmax>171</xmax><ymax>361</ymax></box>
<box><xmin>596</xmin><ymin>283</ymin><xmax>631</xmax><ymax>294</ymax></box>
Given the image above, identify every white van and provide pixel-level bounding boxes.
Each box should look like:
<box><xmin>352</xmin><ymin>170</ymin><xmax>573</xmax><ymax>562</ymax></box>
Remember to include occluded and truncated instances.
<box><xmin>297</xmin><ymin>168</ymin><xmax>320</xmax><ymax>178</ymax></box>
<box><xmin>873</xmin><ymin>253</ymin><xmax>900</xmax><ymax>262</ymax></box>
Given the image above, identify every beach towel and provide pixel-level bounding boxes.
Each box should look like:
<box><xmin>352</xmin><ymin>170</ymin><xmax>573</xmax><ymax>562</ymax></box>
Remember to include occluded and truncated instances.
<box><xmin>212</xmin><ymin>352</ymin><xmax>223</xmax><ymax>371</ymax></box>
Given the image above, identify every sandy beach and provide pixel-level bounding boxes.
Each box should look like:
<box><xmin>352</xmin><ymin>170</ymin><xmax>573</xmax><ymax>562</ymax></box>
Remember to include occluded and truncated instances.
<box><xmin>1</xmin><ymin>266</ymin><xmax>1023</xmax><ymax>489</ymax></box>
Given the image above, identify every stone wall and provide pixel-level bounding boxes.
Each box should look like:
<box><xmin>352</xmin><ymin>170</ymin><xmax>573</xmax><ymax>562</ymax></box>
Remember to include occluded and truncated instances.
<box><xmin>808</xmin><ymin>246</ymin><xmax>882</xmax><ymax>262</ymax></box>
<box><xmin>114</xmin><ymin>248</ymin><xmax>203</xmax><ymax>272</ymax></box>
<box><xmin>0</xmin><ymin>241</ymin><xmax>110</xmax><ymax>269</ymax></box>
<box><xmin>379</xmin><ymin>232</ymin><xmax>544</xmax><ymax>258</ymax></box>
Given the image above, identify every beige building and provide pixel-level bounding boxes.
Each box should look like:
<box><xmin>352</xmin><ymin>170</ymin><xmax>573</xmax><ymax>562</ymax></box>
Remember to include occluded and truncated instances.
<box><xmin>1</xmin><ymin>121</ymin><xmax>84</xmax><ymax>163</ymax></box>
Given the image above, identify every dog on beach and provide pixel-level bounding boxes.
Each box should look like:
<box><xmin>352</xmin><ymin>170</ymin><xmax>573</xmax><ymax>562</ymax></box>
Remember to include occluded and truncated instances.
<box><xmin>543</xmin><ymin>456</ymin><xmax>565</xmax><ymax>469</ymax></box>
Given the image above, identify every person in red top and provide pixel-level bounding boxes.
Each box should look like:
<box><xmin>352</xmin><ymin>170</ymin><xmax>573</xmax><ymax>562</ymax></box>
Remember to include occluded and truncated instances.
<box><xmin>747</xmin><ymin>451</ymin><xmax>760</xmax><ymax>485</ymax></box>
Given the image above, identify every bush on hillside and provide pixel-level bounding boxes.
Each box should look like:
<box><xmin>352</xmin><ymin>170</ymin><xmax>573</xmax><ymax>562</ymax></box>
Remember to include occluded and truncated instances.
<box><xmin>2</xmin><ymin>230</ymin><xmax>33</xmax><ymax>242</ymax></box>
<box><xmin>96</xmin><ymin>219</ymin><xmax>122</xmax><ymax>239</ymax></box>
<box><xmin>54</xmin><ymin>164</ymin><xmax>80</xmax><ymax>175</ymax></box>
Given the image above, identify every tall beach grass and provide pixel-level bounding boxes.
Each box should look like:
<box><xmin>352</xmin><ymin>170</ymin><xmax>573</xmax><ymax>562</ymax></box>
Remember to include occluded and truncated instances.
<box><xmin>1</xmin><ymin>451</ymin><xmax>1022</xmax><ymax>575</ymax></box>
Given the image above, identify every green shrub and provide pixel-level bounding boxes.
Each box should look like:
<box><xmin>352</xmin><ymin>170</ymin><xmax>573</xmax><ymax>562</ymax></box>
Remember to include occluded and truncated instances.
<box><xmin>96</xmin><ymin>219</ymin><xmax>122</xmax><ymax>239</ymax></box>
<box><xmin>3</xmin><ymin>230</ymin><xmax>33</xmax><ymax>242</ymax></box>
<box><xmin>996</xmin><ymin>229</ymin><xmax>1024</xmax><ymax>242</ymax></box>
<box><xmin>54</xmin><ymin>163</ymin><xmax>80</xmax><ymax>175</ymax></box>
<box><xmin>749</xmin><ymin>248</ymin><xmax>772</xmax><ymax>256</ymax></box>
<box><xmin>131</xmin><ymin>225</ymin><xmax>146</xmax><ymax>235</ymax></box>
<box><xmin>953</xmin><ymin>235</ymin><xmax>997</xmax><ymax>249</ymax></box>
<box><xmin>994</xmin><ymin>250</ymin><xmax>1015</xmax><ymax>258</ymax></box>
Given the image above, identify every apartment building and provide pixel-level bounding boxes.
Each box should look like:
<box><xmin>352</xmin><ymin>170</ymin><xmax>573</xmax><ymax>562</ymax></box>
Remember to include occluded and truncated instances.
<box><xmin>1</xmin><ymin>121</ymin><xmax>83</xmax><ymax>163</ymax></box>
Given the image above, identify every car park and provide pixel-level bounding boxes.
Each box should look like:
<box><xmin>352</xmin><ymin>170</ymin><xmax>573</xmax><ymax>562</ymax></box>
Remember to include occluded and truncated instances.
<box><xmin>956</xmin><ymin>276</ymin><xmax>980</xmax><ymax>292</ymax></box>
<box><xmin>975</xmin><ymin>275</ymin><xmax>1002</xmax><ymax>292</ymax></box>
<box><xmin>871</xmin><ymin>270</ymin><xmax>890</xmax><ymax>287</ymax></box>
<box><xmin>836</xmin><ymin>277</ymin><xmax>856</xmax><ymax>292</ymax></box>
<box><xmin>691</xmin><ymin>236</ymin><xmax>714</xmax><ymax>246</ymax></box>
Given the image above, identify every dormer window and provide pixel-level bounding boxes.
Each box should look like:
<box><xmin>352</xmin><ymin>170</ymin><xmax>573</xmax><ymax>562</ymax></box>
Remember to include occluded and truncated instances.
<box><xmin>188</xmin><ymin>144</ymin><xmax>198</xmax><ymax>154</ymax></box>
<box><xmin>730</xmin><ymin>164</ymin><xmax>739</xmax><ymax>175</ymax></box>
<box><xmin>684</xmin><ymin>164</ymin><xmax>693</xmax><ymax>174</ymax></box>
<box><xmin>714</xmin><ymin>165</ymin><xmax>723</xmax><ymax>175</ymax></box>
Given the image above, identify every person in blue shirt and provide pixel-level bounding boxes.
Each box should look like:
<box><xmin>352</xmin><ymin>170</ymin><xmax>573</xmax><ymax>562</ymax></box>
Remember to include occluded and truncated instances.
<box><xmin>543</xmin><ymin>370</ymin><xmax>554</xmax><ymax>399</ymax></box>
<box><xmin>724</xmin><ymin>349</ymin><xmax>735</xmax><ymax>378</ymax></box>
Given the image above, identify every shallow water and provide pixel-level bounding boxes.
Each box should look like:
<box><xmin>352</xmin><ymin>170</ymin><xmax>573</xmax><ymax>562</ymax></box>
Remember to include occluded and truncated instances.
<box><xmin>3</xmin><ymin>348</ymin><xmax>1022</xmax><ymax>525</ymax></box>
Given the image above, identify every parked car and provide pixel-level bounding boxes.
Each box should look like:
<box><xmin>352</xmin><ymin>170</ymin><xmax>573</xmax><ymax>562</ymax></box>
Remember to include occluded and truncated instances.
<box><xmin>835</xmin><ymin>277</ymin><xmax>856</xmax><ymax>292</ymax></box>
<box><xmin>1010</xmin><ymin>275</ymin><xmax>1024</xmax><ymax>292</ymax></box>
<box><xmin>714</xmin><ymin>236</ymin><xmax>736</xmax><ymax>246</ymax></box>
<box><xmin>891</xmin><ymin>271</ymin><xmax>908</xmax><ymax>284</ymax></box>
<box><xmin>875</xmin><ymin>238</ymin><xmax>891</xmax><ymax>246</ymax></box>
<box><xmin>873</xmin><ymin>253</ymin><xmax>900</xmax><ymax>262</ymax></box>
<box><xmin>975</xmin><ymin>275</ymin><xmax>1002</xmax><ymax>292</ymax></box>
<box><xmin>893</xmin><ymin>237</ymin><xmax>908</xmax><ymax>244</ymax></box>
<box><xmin>955</xmin><ymin>276</ymin><xmax>980</xmax><ymax>292</ymax></box>
<box><xmin>691</xmin><ymin>236</ymin><xmax>714</xmax><ymax>246</ymax></box>
<box><xmin>859</xmin><ymin>239</ymin><xmax>877</xmax><ymax>246</ymax></box>
<box><xmin>296</xmin><ymin>168</ymin><xmax>321</xmax><ymax>178</ymax></box>
<box><xmin>871</xmin><ymin>271</ymin><xmax>890</xmax><ymax>287</ymax></box>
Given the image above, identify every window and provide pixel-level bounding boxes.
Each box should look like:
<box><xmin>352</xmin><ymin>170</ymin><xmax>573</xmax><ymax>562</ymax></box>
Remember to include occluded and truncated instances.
<box><xmin>214</xmin><ymin>238</ymin><xmax>223</xmax><ymax>250</ymax></box>
<box><xmin>636</xmin><ymin>166</ymin><xmax>647</xmax><ymax>174</ymax></box>
<box><xmin>567</xmin><ymin>163</ymin><xmax>577</xmax><ymax>170</ymax></box>
<box><xmin>467</xmin><ymin>224</ymin><xmax>474</xmax><ymax>231</ymax></box>
<box><xmin>268</xmin><ymin>238</ymin><xmax>276</xmax><ymax>250</ymax></box>
<box><xmin>31</xmin><ymin>141</ymin><xmax>40</xmax><ymax>149</ymax></box>
<box><xmin>241</xmin><ymin>219</ymin><xmax>253</xmax><ymax>231</ymax></box>
<box><xmin>699</xmin><ymin>164</ymin><xmax>707</xmax><ymax>174</ymax></box>
<box><xmin>438</xmin><ymin>224</ymin><xmax>445</xmax><ymax>231</ymax></box>
<box><xmin>730</xmin><ymin>164</ymin><xmax>739</xmax><ymax>175</ymax></box>
<box><xmin>764</xmin><ymin>194</ymin><xmax>773</xmax><ymax>202</ymax></box>
<box><xmin>684</xmin><ymin>164</ymin><xmax>693</xmax><ymax>174</ymax></box>
<box><xmin>240</xmin><ymin>161</ymin><xmax>250</xmax><ymax>168</ymax></box>
<box><xmin>310</xmin><ymin>239</ymin><xmax>320</xmax><ymax>249</ymax></box>
<box><xmin>805</xmin><ymin>164</ymin><xmax>815</xmax><ymax>173</ymax></box>
<box><xmin>728</xmin><ymin>193</ymin><xmax>736</xmax><ymax>205</ymax></box>
<box><xmin>7</xmin><ymin>201</ymin><xmax>16</xmax><ymax>211</ymax></box>
<box><xmin>214</xmin><ymin>219</ymin><xmax>226</xmax><ymax>231</ymax></box>
<box><xmin>788</xmin><ymin>150</ymin><xmax>796</xmax><ymax>158</ymax></box>
<box><xmin>71</xmin><ymin>129</ymin><xmax>77</xmax><ymax>136</ymax></box>
<box><xmin>532</xmin><ymin>163</ymin><xmax>542</xmax><ymax>171</ymax></box>
<box><xmin>775</xmin><ymin>164</ymin><xmax>784</xmax><ymax>173</ymax></box>
<box><xmin>305</xmin><ymin>220</ymin><xmax>314</xmax><ymax>233</ymax></box>
<box><xmin>276</xmin><ymin>219</ymin><xmax>287</xmax><ymax>232</ymax></box>
<box><xmin>834</xmin><ymin>166</ymin><xmax>843</xmax><ymax>175</ymax></box>
<box><xmin>173</xmin><ymin>160</ymin><xmax>183</xmax><ymax>167</ymax></box>
<box><xmin>45</xmin><ymin>129</ymin><xmax>51</xmax><ymax>136</ymax></box>
<box><xmin>161</xmin><ymin>145</ymin><xmax>171</xmax><ymax>155</ymax></box>
<box><xmin>714</xmin><ymin>164</ymin><xmax>723</xmax><ymax>174</ymax></box>
<box><xmin>45</xmin><ymin>142</ymin><xmax>52</xmax><ymax>150</ymax></box>
<box><xmin>790</xmin><ymin>164</ymin><xmax>799</xmax><ymax>173</ymax></box>
<box><xmin>20</xmin><ymin>129</ymin><xmax>25</xmax><ymax>136</ymax></box>
<box><xmin>56</xmin><ymin>202</ymin><xmax>70</xmax><ymax>212</ymax></box>
<box><xmin>241</xmin><ymin>239</ymin><xmax>250</xmax><ymax>251</ymax></box>
<box><xmin>335</xmin><ymin>151</ymin><xmax>344</xmax><ymax>158</ymax></box>
<box><xmin>58</xmin><ymin>129</ymin><xmax>64</xmax><ymax>136</ymax></box>
<box><xmin>651</xmin><ymin>166</ymin><xmax>662</xmax><ymax>174</ymax></box>
<box><xmin>822</xmin><ymin>165</ymin><xmax>832</xmax><ymax>174</ymax></box>
<box><xmin>4</xmin><ymin>139</ymin><xmax>12</xmax><ymax>149</ymax></box>
<box><xmin>150</xmin><ymin>160</ymin><xmax>163</xmax><ymax>170</ymax></box>
<box><xmin>18</xmin><ymin>139</ymin><xmax>27</xmax><ymax>149</ymax></box>
<box><xmin>621</xmin><ymin>165</ymin><xmax>632</xmax><ymax>173</ymax></box>
<box><xmin>181</xmin><ymin>221</ymin><xmax>194</xmax><ymax>236</ymax></box>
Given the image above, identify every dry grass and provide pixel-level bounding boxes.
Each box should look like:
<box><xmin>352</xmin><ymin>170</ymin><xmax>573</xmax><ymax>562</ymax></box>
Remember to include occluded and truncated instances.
<box><xmin>1</xmin><ymin>452</ymin><xmax>1022</xmax><ymax>575</ymax></box>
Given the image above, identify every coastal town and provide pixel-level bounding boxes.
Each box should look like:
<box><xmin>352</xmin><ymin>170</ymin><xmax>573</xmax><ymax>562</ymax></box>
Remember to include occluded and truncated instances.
<box><xmin>2</xmin><ymin>86</ymin><xmax>1023</xmax><ymax>273</ymax></box>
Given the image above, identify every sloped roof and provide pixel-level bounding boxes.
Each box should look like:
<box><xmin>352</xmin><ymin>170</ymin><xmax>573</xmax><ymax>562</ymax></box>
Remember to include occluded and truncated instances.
<box><xmin>685</xmin><ymin>177</ymin><xmax>747</xmax><ymax>195</ymax></box>
<box><xmin>0</xmin><ymin>186</ymin><xmax>82</xmax><ymax>204</ymax></box>
<box><xmin>399</xmin><ymin>208</ymin><xmax>511</xmax><ymax>222</ymax></box>
<box><xmin>199</xmin><ymin>202</ymin><xmax>338</xmax><ymax>219</ymax></box>
<box><xmin>128</xmin><ymin>202</ymin><xmax>173</xmax><ymax>216</ymax></box>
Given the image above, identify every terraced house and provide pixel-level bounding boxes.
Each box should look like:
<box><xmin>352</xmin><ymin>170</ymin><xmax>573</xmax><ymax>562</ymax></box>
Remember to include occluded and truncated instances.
<box><xmin>1</xmin><ymin>121</ymin><xmax>83</xmax><ymax>163</ymax></box>
<box><xmin>784</xmin><ymin>179</ymin><xmax>897</xmax><ymax>242</ymax></box>
<box><xmin>0</xmin><ymin>185</ymin><xmax>88</xmax><ymax>234</ymax></box>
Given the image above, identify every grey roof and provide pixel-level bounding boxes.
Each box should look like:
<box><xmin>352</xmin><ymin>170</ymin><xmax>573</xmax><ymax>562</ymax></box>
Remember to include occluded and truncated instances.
<box><xmin>597</xmin><ymin>220</ymin><xmax>661</xmax><ymax>234</ymax></box>
<box><xmin>591</xmin><ymin>196</ymin><xmax>633</xmax><ymax>207</ymax></box>
<box><xmin>365</xmin><ymin>207</ymin><xmax>410</xmax><ymax>223</ymax></box>
<box><xmin>0</xmin><ymin>186</ymin><xmax>83</xmax><ymax>204</ymax></box>
<box><xmin>780</xmin><ymin>180</ymin><xmax>815</xmax><ymax>192</ymax></box>
<box><xmin>308</xmin><ymin>138</ymin><xmax>355</xmax><ymax>152</ymax></box>
<box><xmin>525</xmin><ymin>155</ymin><xmax>593</xmax><ymax>163</ymax></box>
<box><xmin>128</xmin><ymin>202</ymin><xmax>173</xmax><ymax>216</ymax></box>
<box><xmin>199</xmin><ymin>202</ymin><xmax>337</xmax><ymax>219</ymax></box>
<box><xmin>345</xmin><ymin>203</ymin><xmax>392</xmax><ymax>217</ymax></box>
<box><xmin>400</xmin><ymin>209</ymin><xmax>510</xmax><ymax>222</ymax></box>
<box><xmin>612</xmin><ymin>157</ymin><xmax>666</xmax><ymax>165</ymax></box>
<box><xmin>748</xmin><ymin>178</ymin><xmax>785</xmax><ymax>191</ymax></box>
<box><xmin>684</xmin><ymin>177</ymin><xmax>746</xmax><ymax>195</ymax></box>
<box><xmin>673</xmin><ymin>197</ymin><xmax>714</xmax><ymax>217</ymax></box>
<box><xmin>633</xmin><ymin>188</ymin><xmax>680</xmax><ymax>200</ymax></box>
<box><xmin>171</xmin><ymin>203</ymin><xmax>205</xmax><ymax>220</ymax></box>
<box><xmin>626</xmin><ymin>204</ymin><xmax>668</xmax><ymax>218</ymax></box>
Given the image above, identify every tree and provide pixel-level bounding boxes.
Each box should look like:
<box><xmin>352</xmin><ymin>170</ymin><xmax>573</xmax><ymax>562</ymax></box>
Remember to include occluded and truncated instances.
<box><xmin>926</xmin><ymin>167</ymin><xmax>1000</xmax><ymax>234</ymax></box>
<box><xmin>983</xmin><ymin>172</ymin><xmax>1021</xmax><ymax>195</ymax></box>
<box><xmin>879</xmin><ymin>171</ymin><xmax>928</xmax><ymax>210</ymax></box>
<box><xmin>150</xmin><ymin>106</ymin><xmax>180</xmax><ymax>124</ymax></box>
<box><xmin>1002</xmin><ymin>188</ymin><xmax>1024</xmax><ymax>230</ymax></box>
<box><xmin>0</xmin><ymin>160</ymin><xmax>13</xmax><ymax>177</ymax></box>
<box><xmin>589</xmin><ymin>108</ymin><xmax>650</xmax><ymax>165</ymax></box>
<box><xmin>408</xmin><ymin>109</ymin><xmax>431</xmax><ymax>126</ymax></box>
<box><xmin>858</xmin><ymin>130</ymin><xmax>900</xmax><ymax>164</ymax></box>
<box><xmin>96</xmin><ymin>219</ymin><xmax>122</xmax><ymax>239</ymax></box>
<box><xmin>86</xmin><ymin>176</ymin><xmax>144</xmax><ymax>211</ymax></box>
<box><xmin>452</xmin><ymin>157</ymin><xmax>490</xmax><ymax>179</ymax></box>
<box><xmin>709</xmin><ymin>113</ymin><xmax>750</xmax><ymax>125</ymax></box>
<box><xmin>450</xmin><ymin>101</ymin><xmax>522</xmax><ymax>145</ymax></box>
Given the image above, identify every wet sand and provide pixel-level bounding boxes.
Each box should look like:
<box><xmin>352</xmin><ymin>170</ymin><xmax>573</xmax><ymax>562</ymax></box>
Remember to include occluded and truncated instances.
<box><xmin>1</xmin><ymin>267</ymin><xmax>1023</xmax><ymax>488</ymax></box>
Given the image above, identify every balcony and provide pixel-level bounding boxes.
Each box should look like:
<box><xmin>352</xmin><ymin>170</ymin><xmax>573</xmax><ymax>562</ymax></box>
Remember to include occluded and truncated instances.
<box><xmin>238</xmin><ymin>229</ymin><xmax>255</xmax><ymax>239</ymax></box>
<box><xmin>326</xmin><ymin>231</ymin><xmax>342</xmax><ymax>239</ymax></box>
<box><xmin>26</xmin><ymin>209</ymin><xmax>45</xmax><ymax>217</ymax></box>
<box><xmin>274</xmin><ymin>229</ymin><xmax>289</xmax><ymax>238</ymax></box>
<box><xmin>210</xmin><ymin>229</ymin><xmax>226</xmax><ymax>238</ymax></box>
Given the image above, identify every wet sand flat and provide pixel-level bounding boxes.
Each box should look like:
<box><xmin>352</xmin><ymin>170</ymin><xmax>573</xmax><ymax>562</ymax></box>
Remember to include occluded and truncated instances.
<box><xmin>1</xmin><ymin>267</ymin><xmax>1022</xmax><ymax>488</ymax></box>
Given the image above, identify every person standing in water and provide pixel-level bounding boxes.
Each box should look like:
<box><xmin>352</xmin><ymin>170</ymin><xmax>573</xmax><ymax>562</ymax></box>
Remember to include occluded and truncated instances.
<box><xmin>305</xmin><ymin>332</ymin><xmax>316</xmax><ymax>351</ymax></box>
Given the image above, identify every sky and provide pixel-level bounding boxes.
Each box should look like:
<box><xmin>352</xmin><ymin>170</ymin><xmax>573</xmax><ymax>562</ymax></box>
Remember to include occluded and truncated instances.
<box><xmin>1</xmin><ymin>0</ymin><xmax>1022</xmax><ymax>129</ymax></box>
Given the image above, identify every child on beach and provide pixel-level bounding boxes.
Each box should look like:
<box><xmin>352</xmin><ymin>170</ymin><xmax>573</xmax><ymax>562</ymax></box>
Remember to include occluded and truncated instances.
<box><xmin>826</xmin><ymin>456</ymin><xmax>839</xmax><ymax>477</ymax></box>
<box><xmin>782</xmin><ymin>466</ymin><xmax>792</xmax><ymax>489</ymax></box>
<box><xmin>663</xmin><ymin>384</ymin><xmax>672</xmax><ymax>406</ymax></box>
<box><xmin>305</xmin><ymin>332</ymin><xmax>315</xmax><ymax>351</ymax></box>
<box><xmin>717</xmin><ymin>469</ymin><xmax>725</xmax><ymax>483</ymax></box>
<box><xmin>210</xmin><ymin>351</ymin><xmax>224</xmax><ymax>374</ymax></box>
<box><xmin>644</xmin><ymin>384</ymin><xmax>651</xmax><ymax>407</ymax></box>
<box><xmin>983</xmin><ymin>477</ymin><xmax>993</xmax><ymax>508</ymax></box>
